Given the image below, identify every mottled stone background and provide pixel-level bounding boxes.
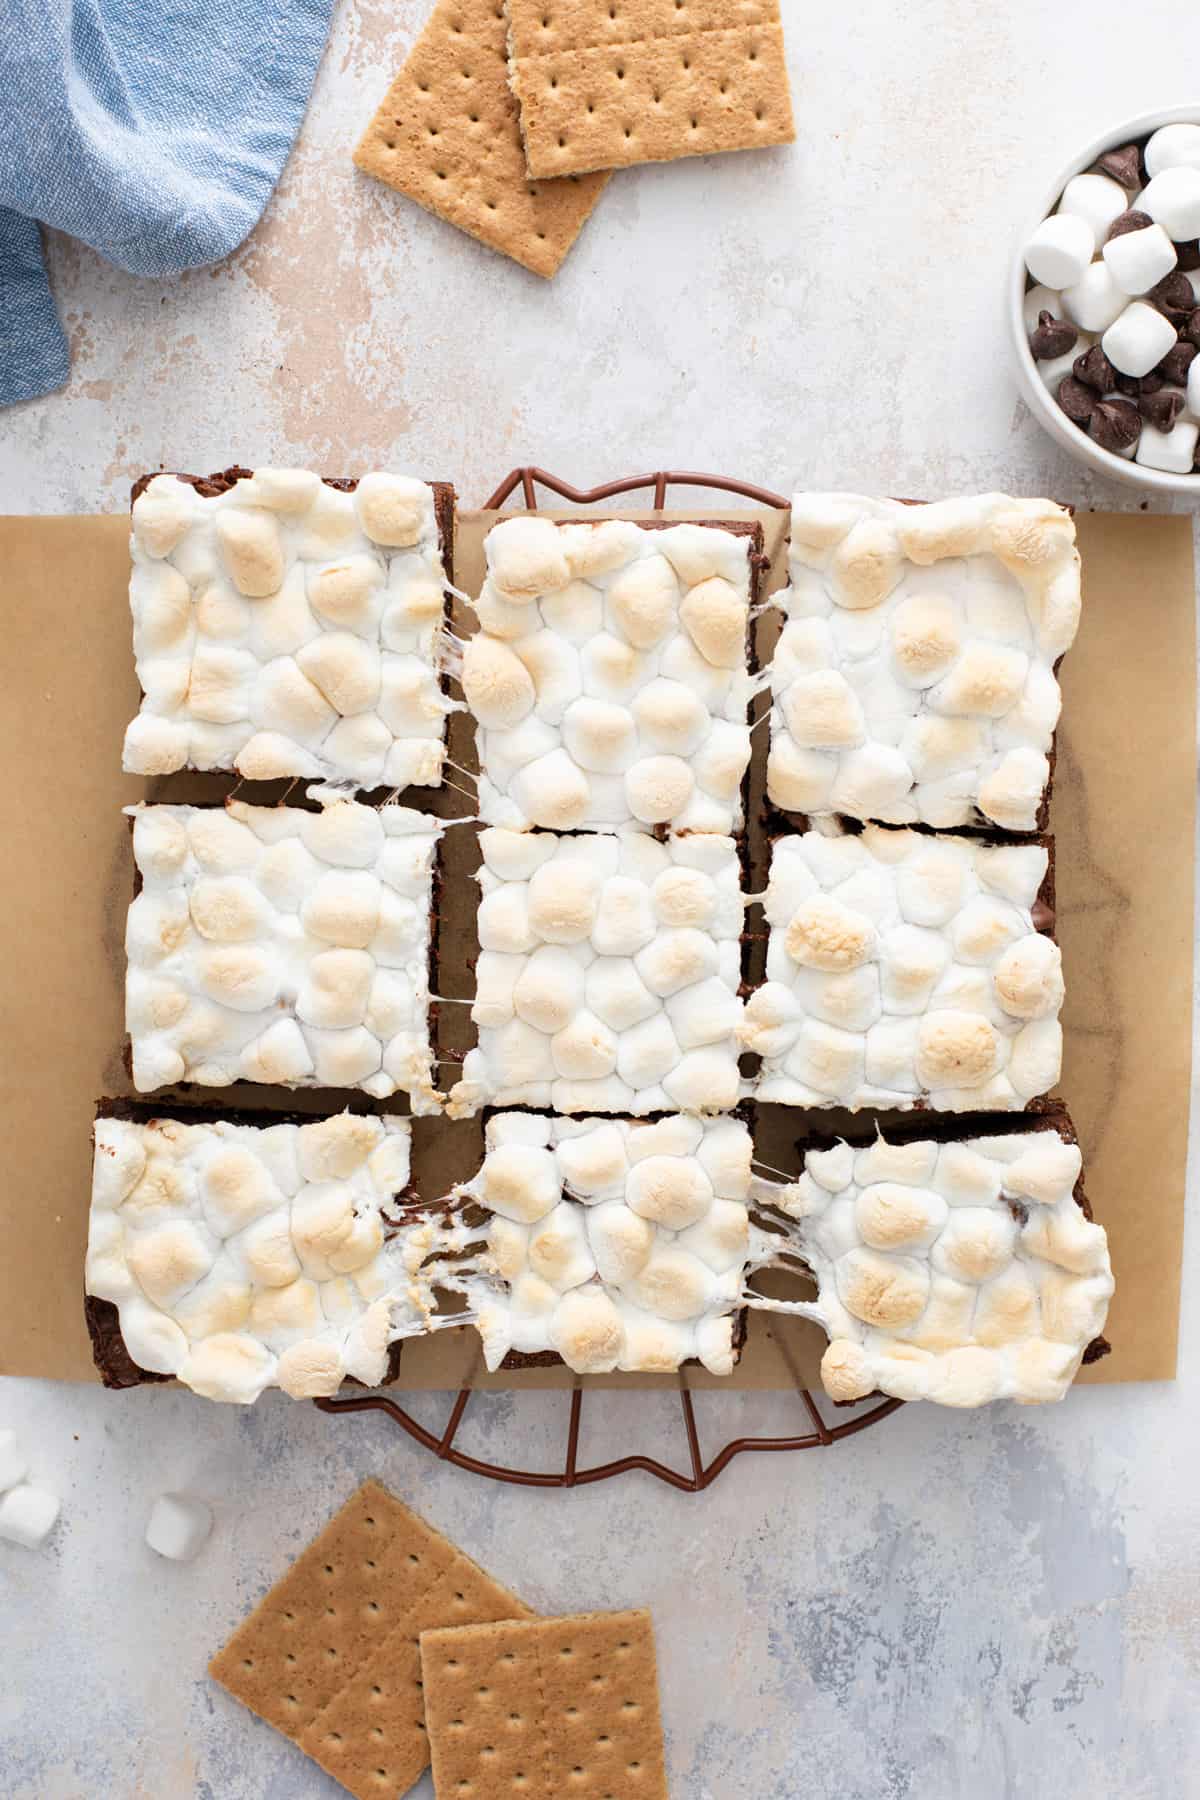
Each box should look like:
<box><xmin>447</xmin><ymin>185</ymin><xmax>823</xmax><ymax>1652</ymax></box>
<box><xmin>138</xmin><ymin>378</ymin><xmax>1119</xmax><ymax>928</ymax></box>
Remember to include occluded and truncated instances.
<box><xmin>2</xmin><ymin>1</ymin><xmax>1198</xmax><ymax>1795</ymax></box>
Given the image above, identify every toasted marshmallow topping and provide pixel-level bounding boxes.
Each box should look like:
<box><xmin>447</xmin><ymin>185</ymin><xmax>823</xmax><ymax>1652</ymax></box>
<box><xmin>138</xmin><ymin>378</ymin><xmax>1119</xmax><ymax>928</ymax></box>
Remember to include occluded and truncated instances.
<box><xmin>745</xmin><ymin>1123</ymin><xmax>1112</xmax><ymax>1407</ymax></box>
<box><xmin>125</xmin><ymin>798</ymin><xmax>442</xmax><ymax>1110</ymax></box>
<box><xmin>768</xmin><ymin>493</ymin><xmax>1080</xmax><ymax>833</ymax></box>
<box><xmin>466</xmin><ymin>518</ymin><xmax>758</xmax><ymax>834</ymax></box>
<box><xmin>744</xmin><ymin>825</ymin><xmax>1062</xmax><ymax>1112</ymax></box>
<box><xmin>455</xmin><ymin>1113</ymin><xmax>759</xmax><ymax>1375</ymax></box>
<box><xmin>86</xmin><ymin>1111</ymin><xmax>474</xmax><ymax>1404</ymax></box>
<box><xmin>448</xmin><ymin>828</ymin><xmax>745</xmax><ymax>1118</ymax></box>
<box><xmin>123</xmin><ymin>472</ymin><xmax>450</xmax><ymax>788</ymax></box>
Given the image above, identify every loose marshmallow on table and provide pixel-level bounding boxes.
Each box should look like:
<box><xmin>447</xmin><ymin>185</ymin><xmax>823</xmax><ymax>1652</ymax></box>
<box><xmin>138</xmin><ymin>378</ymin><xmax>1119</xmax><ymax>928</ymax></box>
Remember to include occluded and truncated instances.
<box><xmin>1136</xmin><ymin>419</ymin><xmax>1200</xmax><ymax>473</ymax></box>
<box><xmin>742</xmin><ymin>1120</ymin><xmax>1113</xmax><ymax>1407</ymax></box>
<box><xmin>448</xmin><ymin>828</ymin><xmax>745</xmax><ymax>1119</ymax></box>
<box><xmin>86</xmin><ymin>1110</ymin><xmax>480</xmax><ymax>1403</ymax></box>
<box><xmin>767</xmin><ymin>493</ymin><xmax>1080</xmax><ymax>833</ymax></box>
<box><xmin>1102</xmin><ymin>222</ymin><xmax>1177</xmax><ymax>296</ymax></box>
<box><xmin>123</xmin><ymin>470</ymin><xmax>451</xmax><ymax>788</ymax></box>
<box><xmin>146</xmin><ymin>1494</ymin><xmax>213</xmax><ymax>1561</ymax></box>
<box><xmin>0</xmin><ymin>1486</ymin><xmax>61</xmax><ymax>1549</ymax></box>
<box><xmin>124</xmin><ymin>796</ymin><xmax>441</xmax><ymax>1107</ymax></box>
<box><xmin>1145</xmin><ymin>123</ymin><xmax>1200</xmax><ymax>177</ymax></box>
<box><xmin>1102</xmin><ymin>300</ymin><xmax>1180</xmax><ymax>377</ymax></box>
<box><xmin>1141</xmin><ymin>166</ymin><xmax>1200</xmax><ymax>242</ymax></box>
<box><xmin>0</xmin><ymin>1429</ymin><xmax>29</xmax><ymax>1492</ymax></box>
<box><xmin>744</xmin><ymin>825</ymin><xmax>1063</xmax><ymax>1113</ymax></box>
<box><xmin>465</xmin><ymin>516</ymin><xmax>758</xmax><ymax>835</ymax></box>
<box><xmin>1023</xmin><ymin>214</ymin><xmax>1095</xmax><ymax>289</ymax></box>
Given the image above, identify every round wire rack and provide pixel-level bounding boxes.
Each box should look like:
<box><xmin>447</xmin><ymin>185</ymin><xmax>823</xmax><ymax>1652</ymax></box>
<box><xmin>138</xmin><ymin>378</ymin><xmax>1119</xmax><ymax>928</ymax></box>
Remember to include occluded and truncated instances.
<box><xmin>314</xmin><ymin>466</ymin><xmax>905</xmax><ymax>1492</ymax></box>
<box><xmin>316</xmin><ymin>1386</ymin><xmax>905</xmax><ymax>1493</ymax></box>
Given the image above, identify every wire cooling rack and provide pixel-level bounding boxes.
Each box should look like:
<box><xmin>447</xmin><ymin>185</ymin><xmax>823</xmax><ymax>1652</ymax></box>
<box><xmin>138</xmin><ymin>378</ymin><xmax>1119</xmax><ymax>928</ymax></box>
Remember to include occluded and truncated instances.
<box><xmin>314</xmin><ymin>466</ymin><xmax>904</xmax><ymax>1492</ymax></box>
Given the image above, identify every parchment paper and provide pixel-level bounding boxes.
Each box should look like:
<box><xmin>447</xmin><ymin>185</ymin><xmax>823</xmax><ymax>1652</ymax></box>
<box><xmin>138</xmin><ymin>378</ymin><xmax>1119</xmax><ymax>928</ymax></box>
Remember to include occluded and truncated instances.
<box><xmin>0</xmin><ymin>505</ymin><xmax>1190</xmax><ymax>1390</ymax></box>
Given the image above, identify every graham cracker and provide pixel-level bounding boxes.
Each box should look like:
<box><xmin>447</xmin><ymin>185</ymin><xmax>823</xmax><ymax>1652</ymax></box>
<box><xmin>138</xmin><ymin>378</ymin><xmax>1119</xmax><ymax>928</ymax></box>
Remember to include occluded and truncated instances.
<box><xmin>210</xmin><ymin>1480</ymin><xmax>530</xmax><ymax>1800</ymax></box>
<box><xmin>353</xmin><ymin>0</ymin><xmax>610</xmax><ymax>278</ymax></box>
<box><xmin>505</xmin><ymin>0</ymin><xmax>795</xmax><ymax>178</ymax></box>
<box><xmin>420</xmin><ymin>1608</ymin><xmax>668</xmax><ymax>1799</ymax></box>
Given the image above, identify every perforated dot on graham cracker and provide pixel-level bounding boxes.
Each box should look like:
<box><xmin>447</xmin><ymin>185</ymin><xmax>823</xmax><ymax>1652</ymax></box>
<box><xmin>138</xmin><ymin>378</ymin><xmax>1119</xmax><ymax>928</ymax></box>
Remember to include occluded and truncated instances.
<box><xmin>505</xmin><ymin>0</ymin><xmax>795</xmax><ymax>177</ymax></box>
<box><xmin>209</xmin><ymin>1480</ymin><xmax>530</xmax><ymax>1800</ymax></box>
<box><xmin>353</xmin><ymin>0</ymin><xmax>610</xmax><ymax>278</ymax></box>
<box><xmin>420</xmin><ymin>1609</ymin><xmax>668</xmax><ymax>1799</ymax></box>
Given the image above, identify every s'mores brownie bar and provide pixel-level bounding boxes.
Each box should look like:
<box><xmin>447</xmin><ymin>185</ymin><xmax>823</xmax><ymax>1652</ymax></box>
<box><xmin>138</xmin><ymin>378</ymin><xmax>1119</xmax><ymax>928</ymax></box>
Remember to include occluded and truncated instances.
<box><xmin>453</xmin><ymin>1112</ymin><xmax>761</xmax><ymax>1376</ymax></box>
<box><xmin>767</xmin><ymin>493</ymin><xmax>1081</xmax><ymax>832</ymax></box>
<box><xmin>448</xmin><ymin>827</ymin><xmax>745</xmax><ymax>1118</ymax></box>
<box><xmin>743</xmin><ymin>825</ymin><xmax>1062</xmax><ymax>1111</ymax></box>
<box><xmin>125</xmin><ymin>797</ymin><xmax>442</xmax><ymax>1109</ymax></box>
<box><xmin>463</xmin><ymin>516</ymin><xmax>764</xmax><ymax>834</ymax></box>
<box><xmin>85</xmin><ymin>1108</ymin><xmax>476</xmax><ymax>1403</ymax></box>
<box><xmin>747</xmin><ymin>1109</ymin><xmax>1112</xmax><ymax>1407</ymax></box>
<box><xmin>123</xmin><ymin>468</ymin><xmax>454</xmax><ymax>788</ymax></box>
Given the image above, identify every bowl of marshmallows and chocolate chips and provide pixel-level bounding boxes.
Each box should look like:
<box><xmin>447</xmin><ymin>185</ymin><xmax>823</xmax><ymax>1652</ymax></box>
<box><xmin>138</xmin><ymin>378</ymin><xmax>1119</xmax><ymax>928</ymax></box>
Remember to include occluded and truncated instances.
<box><xmin>1010</xmin><ymin>107</ymin><xmax>1200</xmax><ymax>489</ymax></box>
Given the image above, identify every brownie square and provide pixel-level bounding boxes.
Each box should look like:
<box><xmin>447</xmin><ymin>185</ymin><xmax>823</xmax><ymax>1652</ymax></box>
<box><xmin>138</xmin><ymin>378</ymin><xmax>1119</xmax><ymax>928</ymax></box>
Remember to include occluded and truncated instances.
<box><xmin>745</xmin><ymin>824</ymin><xmax>1062</xmax><ymax>1112</ymax></box>
<box><xmin>464</xmin><ymin>516</ymin><xmax>766</xmax><ymax>835</ymax></box>
<box><xmin>125</xmin><ymin>797</ymin><xmax>442</xmax><ymax>1108</ymax></box>
<box><xmin>123</xmin><ymin>467</ymin><xmax>455</xmax><ymax>790</ymax></box>
<box><xmin>767</xmin><ymin>492</ymin><xmax>1080</xmax><ymax>834</ymax></box>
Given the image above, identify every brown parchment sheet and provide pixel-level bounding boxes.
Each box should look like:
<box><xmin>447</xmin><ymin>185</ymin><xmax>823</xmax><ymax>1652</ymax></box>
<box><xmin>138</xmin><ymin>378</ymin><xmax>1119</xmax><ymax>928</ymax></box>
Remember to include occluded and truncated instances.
<box><xmin>0</xmin><ymin>505</ymin><xmax>1191</xmax><ymax>1390</ymax></box>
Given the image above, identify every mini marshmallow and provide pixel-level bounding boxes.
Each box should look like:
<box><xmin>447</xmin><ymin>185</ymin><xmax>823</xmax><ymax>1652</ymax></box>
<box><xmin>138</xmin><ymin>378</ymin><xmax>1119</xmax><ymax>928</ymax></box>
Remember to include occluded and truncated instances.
<box><xmin>145</xmin><ymin>1493</ymin><xmax>214</xmax><ymax>1562</ymax></box>
<box><xmin>1141</xmin><ymin>166</ymin><xmax>1200</xmax><ymax>241</ymax></box>
<box><xmin>1060</xmin><ymin>260</ymin><xmax>1128</xmax><ymax>332</ymax></box>
<box><xmin>0</xmin><ymin>1485</ymin><xmax>60</xmax><ymax>1549</ymax></box>
<box><xmin>1058</xmin><ymin>171</ymin><xmax>1131</xmax><ymax>241</ymax></box>
<box><xmin>1102</xmin><ymin>221</ymin><xmax>1178</xmax><ymax>295</ymax></box>
<box><xmin>1023</xmin><ymin>213</ymin><xmax>1095</xmax><ymax>289</ymax></box>
<box><xmin>1101</xmin><ymin>300</ymin><xmax>1179</xmax><ymax>377</ymax></box>
<box><xmin>1145</xmin><ymin>122</ymin><xmax>1200</xmax><ymax>177</ymax></box>
<box><xmin>1189</xmin><ymin>355</ymin><xmax>1200</xmax><ymax>417</ymax></box>
<box><xmin>0</xmin><ymin>1430</ymin><xmax>29</xmax><ymax>1492</ymax></box>
<box><xmin>1136</xmin><ymin>419</ymin><xmax>1199</xmax><ymax>472</ymax></box>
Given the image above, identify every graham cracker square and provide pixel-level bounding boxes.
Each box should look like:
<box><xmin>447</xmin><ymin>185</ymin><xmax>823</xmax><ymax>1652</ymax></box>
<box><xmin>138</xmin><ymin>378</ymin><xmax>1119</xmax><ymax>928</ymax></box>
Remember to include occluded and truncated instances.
<box><xmin>421</xmin><ymin>1608</ymin><xmax>668</xmax><ymax>1798</ymax></box>
<box><xmin>354</xmin><ymin>0</ymin><xmax>610</xmax><ymax>278</ymax></box>
<box><xmin>505</xmin><ymin>0</ymin><xmax>795</xmax><ymax>177</ymax></box>
<box><xmin>210</xmin><ymin>1480</ymin><xmax>530</xmax><ymax>1799</ymax></box>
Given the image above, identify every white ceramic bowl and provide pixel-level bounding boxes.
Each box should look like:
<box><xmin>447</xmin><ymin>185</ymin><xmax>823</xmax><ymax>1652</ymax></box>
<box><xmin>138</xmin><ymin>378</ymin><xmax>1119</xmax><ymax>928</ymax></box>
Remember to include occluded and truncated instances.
<box><xmin>1009</xmin><ymin>103</ymin><xmax>1200</xmax><ymax>494</ymax></box>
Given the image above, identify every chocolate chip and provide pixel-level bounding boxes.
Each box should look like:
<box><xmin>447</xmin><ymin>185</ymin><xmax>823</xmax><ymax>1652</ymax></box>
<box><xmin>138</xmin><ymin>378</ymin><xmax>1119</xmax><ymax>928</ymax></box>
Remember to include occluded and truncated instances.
<box><xmin>1116</xmin><ymin>370</ymin><xmax>1164</xmax><ymax>398</ymax></box>
<box><xmin>1096</xmin><ymin>143</ymin><xmax>1143</xmax><ymax>188</ymax></box>
<box><xmin>1186</xmin><ymin>308</ymin><xmax>1200</xmax><ymax>348</ymax></box>
<box><xmin>1149</xmin><ymin>272</ymin><xmax>1196</xmax><ymax>323</ymax></box>
<box><xmin>1057</xmin><ymin>376</ymin><xmax>1096</xmax><ymax>425</ymax></box>
<box><xmin>1030</xmin><ymin>310</ymin><xmax>1078</xmax><ymax>360</ymax></box>
<box><xmin>1140</xmin><ymin>388</ymin><xmax>1185</xmax><ymax>432</ymax></box>
<box><xmin>1158</xmin><ymin>340</ymin><xmax>1197</xmax><ymax>385</ymax></box>
<box><xmin>1073</xmin><ymin>344</ymin><xmax>1115</xmax><ymax>392</ymax></box>
<box><xmin>1088</xmin><ymin>397</ymin><xmax>1141</xmax><ymax>453</ymax></box>
<box><xmin>1176</xmin><ymin>240</ymin><xmax>1200</xmax><ymax>271</ymax></box>
<box><xmin>1105</xmin><ymin>207</ymin><xmax>1153</xmax><ymax>242</ymax></box>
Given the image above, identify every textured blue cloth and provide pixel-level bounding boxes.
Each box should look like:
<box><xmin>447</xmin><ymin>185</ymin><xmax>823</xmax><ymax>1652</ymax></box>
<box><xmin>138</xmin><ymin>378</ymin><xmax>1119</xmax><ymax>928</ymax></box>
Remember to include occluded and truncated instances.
<box><xmin>0</xmin><ymin>0</ymin><xmax>334</xmax><ymax>406</ymax></box>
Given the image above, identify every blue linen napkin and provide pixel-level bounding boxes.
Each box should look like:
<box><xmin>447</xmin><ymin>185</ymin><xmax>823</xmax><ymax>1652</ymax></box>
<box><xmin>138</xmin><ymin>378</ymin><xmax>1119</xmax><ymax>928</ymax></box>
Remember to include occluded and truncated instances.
<box><xmin>0</xmin><ymin>0</ymin><xmax>335</xmax><ymax>407</ymax></box>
